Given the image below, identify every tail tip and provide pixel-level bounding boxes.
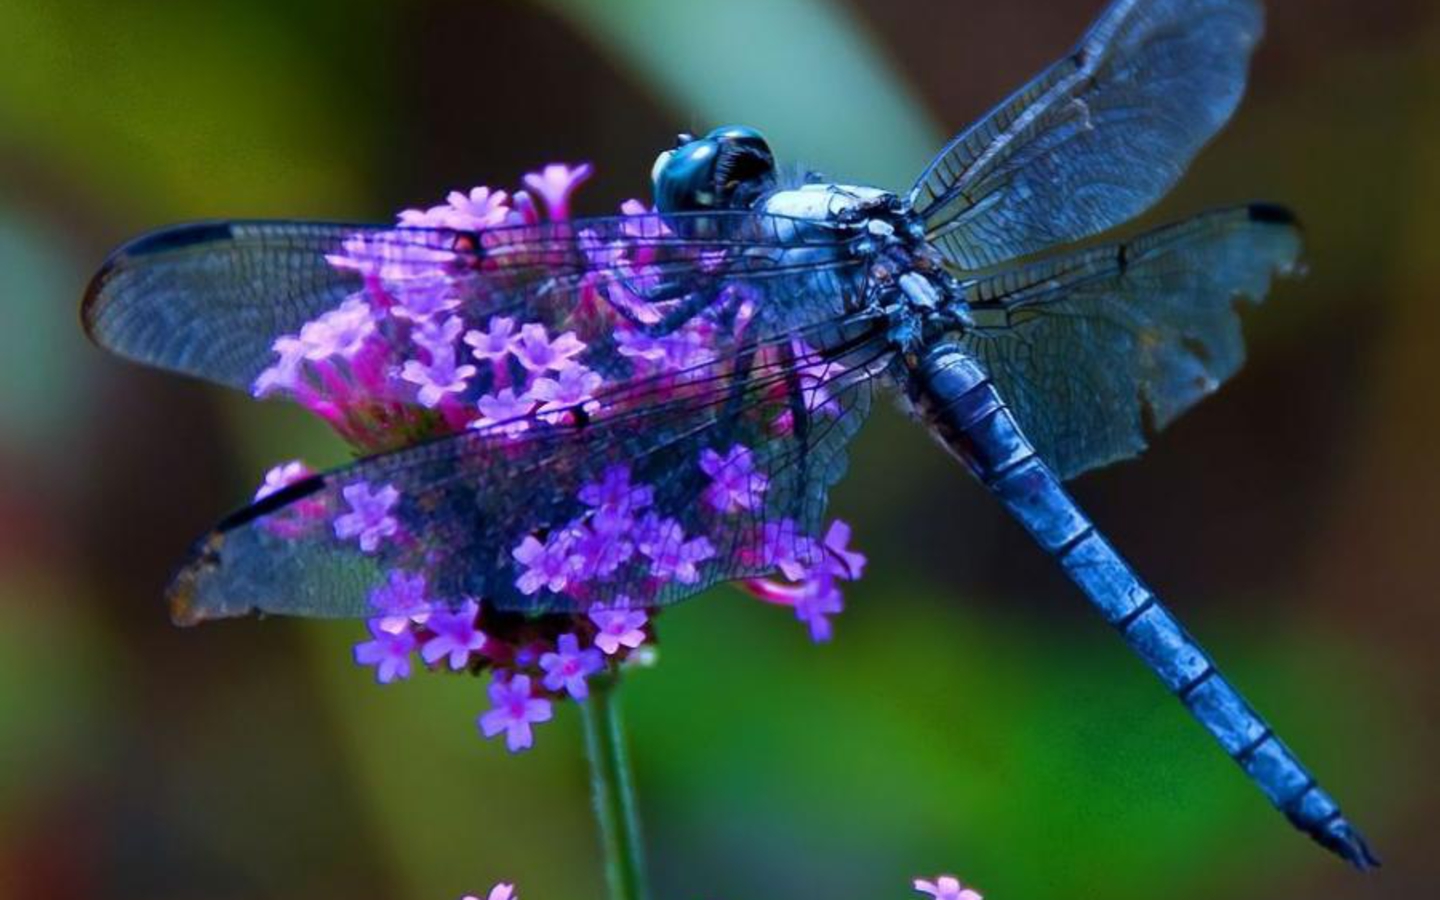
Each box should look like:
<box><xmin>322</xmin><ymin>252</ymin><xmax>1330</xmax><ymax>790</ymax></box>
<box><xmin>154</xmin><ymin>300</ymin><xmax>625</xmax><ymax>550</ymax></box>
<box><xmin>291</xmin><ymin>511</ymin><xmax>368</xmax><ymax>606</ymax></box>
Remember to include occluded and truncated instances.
<box><xmin>1313</xmin><ymin>817</ymin><xmax>1380</xmax><ymax>871</ymax></box>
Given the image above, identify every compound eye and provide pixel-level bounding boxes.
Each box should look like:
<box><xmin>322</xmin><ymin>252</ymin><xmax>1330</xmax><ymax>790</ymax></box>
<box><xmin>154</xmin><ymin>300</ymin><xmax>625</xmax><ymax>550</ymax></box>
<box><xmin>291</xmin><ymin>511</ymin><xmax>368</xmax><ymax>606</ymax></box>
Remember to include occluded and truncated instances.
<box><xmin>651</xmin><ymin>149</ymin><xmax>674</xmax><ymax>188</ymax></box>
<box><xmin>653</xmin><ymin>139</ymin><xmax>720</xmax><ymax>213</ymax></box>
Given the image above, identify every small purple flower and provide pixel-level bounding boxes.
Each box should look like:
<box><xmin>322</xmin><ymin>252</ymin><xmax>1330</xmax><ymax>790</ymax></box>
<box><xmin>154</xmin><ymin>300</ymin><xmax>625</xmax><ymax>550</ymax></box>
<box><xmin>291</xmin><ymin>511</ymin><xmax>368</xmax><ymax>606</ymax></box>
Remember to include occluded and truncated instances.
<box><xmin>571</xmin><ymin>523</ymin><xmax>635</xmax><ymax>580</ymax></box>
<box><xmin>618</xmin><ymin>198</ymin><xmax>667</xmax><ymax>237</ymax></box>
<box><xmin>463</xmin><ymin>884</ymin><xmax>516</xmax><ymax>900</ymax></box>
<box><xmin>368</xmin><ymin>568</ymin><xmax>431</xmax><ymax>621</ymax></box>
<box><xmin>254</xmin><ymin>460</ymin><xmax>315</xmax><ymax>501</ymax></box>
<box><xmin>299</xmin><ymin>297</ymin><xmax>377</xmax><ymax>361</ymax></box>
<box><xmin>794</xmin><ymin>574</ymin><xmax>844</xmax><ymax>643</ymax></box>
<box><xmin>758</xmin><ymin>518</ymin><xmax>822</xmax><ymax>581</ymax></box>
<box><xmin>421</xmin><ymin>599</ymin><xmax>486</xmax><ymax>670</ymax></box>
<box><xmin>472</xmin><ymin>388</ymin><xmax>535</xmax><ymax>436</ymax></box>
<box><xmin>820</xmin><ymin>519</ymin><xmax>867</xmax><ymax>580</ymax></box>
<box><xmin>326</xmin><ymin>231</ymin><xmax>457</xmax><ymax>281</ymax></box>
<box><xmin>741</xmin><ymin>518</ymin><xmax>865</xmax><ymax>642</ymax></box>
<box><xmin>530</xmin><ymin>365</ymin><xmax>603</xmax><ymax>422</ymax></box>
<box><xmin>512</xmin><ymin>532</ymin><xmax>582</xmax><ymax>595</ymax></box>
<box><xmin>914</xmin><ymin>876</ymin><xmax>982</xmax><ymax>900</ymax></box>
<box><xmin>578</xmin><ymin>465</ymin><xmax>654</xmax><ymax>534</ymax></box>
<box><xmin>741</xmin><ymin>570</ymin><xmax>843</xmax><ymax>643</ymax></box>
<box><xmin>700</xmin><ymin>444</ymin><xmax>770</xmax><ymax>513</ymax></box>
<box><xmin>522</xmin><ymin>162</ymin><xmax>593</xmax><ymax>221</ymax></box>
<box><xmin>589</xmin><ymin>606</ymin><xmax>648</xmax><ymax>655</ymax></box>
<box><xmin>479</xmin><ymin>674</ymin><xmax>553</xmax><ymax>752</ymax></box>
<box><xmin>793</xmin><ymin>337</ymin><xmax>847</xmax><ymax>415</ymax></box>
<box><xmin>510</xmin><ymin>323</ymin><xmax>587</xmax><ymax>373</ymax></box>
<box><xmin>464</xmin><ymin>316</ymin><xmax>519</xmax><ymax>363</ymax></box>
<box><xmin>390</xmin><ymin>278</ymin><xmax>459</xmax><ymax>321</ymax></box>
<box><xmin>410</xmin><ymin>314</ymin><xmax>465</xmax><ymax>357</ymax></box>
<box><xmin>353</xmin><ymin>618</ymin><xmax>418</xmax><ymax>683</ymax></box>
<box><xmin>399</xmin><ymin>186</ymin><xmax>512</xmax><ymax>231</ymax></box>
<box><xmin>253</xmin><ymin>335</ymin><xmax>308</xmax><ymax>398</ymax></box>
<box><xmin>539</xmin><ymin>633</ymin><xmax>604</xmax><ymax>699</ymax></box>
<box><xmin>334</xmin><ymin>481</ymin><xmax>400</xmax><ymax>553</ymax></box>
<box><xmin>401</xmin><ymin>348</ymin><xmax>477</xmax><ymax>408</ymax></box>
<box><xmin>614</xmin><ymin>328</ymin><xmax>668</xmax><ymax>362</ymax></box>
<box><xmin>614</xmin><ymin>325</ymin><xmax>715</xmax><ymax>371</ymax></box>
<box><xmin>637</xmin><ymin>515</ymin><xmax>716</xmax><ymax>584</ymax></box>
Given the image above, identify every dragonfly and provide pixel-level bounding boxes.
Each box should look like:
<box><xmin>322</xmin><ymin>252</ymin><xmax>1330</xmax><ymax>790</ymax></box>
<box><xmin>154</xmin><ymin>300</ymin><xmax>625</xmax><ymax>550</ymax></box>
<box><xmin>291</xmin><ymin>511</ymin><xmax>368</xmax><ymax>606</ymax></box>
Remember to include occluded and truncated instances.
<box><xmin>83</xmin><ymin>0</ymin><xmax>1376</xmax><ymax>869</ymax></box>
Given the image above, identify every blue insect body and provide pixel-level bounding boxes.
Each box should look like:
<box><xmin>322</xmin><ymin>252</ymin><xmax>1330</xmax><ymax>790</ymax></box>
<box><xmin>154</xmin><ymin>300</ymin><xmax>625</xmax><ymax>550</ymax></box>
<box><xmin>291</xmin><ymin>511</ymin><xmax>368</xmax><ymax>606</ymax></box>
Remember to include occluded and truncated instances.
<box><xmin>82</xmin><ymin>0</ymin><xmax>1376</xmax><ymax>868</ymax></box>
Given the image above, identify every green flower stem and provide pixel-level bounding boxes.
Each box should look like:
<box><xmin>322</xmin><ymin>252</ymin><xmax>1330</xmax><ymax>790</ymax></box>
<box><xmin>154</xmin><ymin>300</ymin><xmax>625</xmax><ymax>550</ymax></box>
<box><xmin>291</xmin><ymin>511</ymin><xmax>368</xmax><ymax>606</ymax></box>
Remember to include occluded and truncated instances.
<box><xmin>580</xmin><ymin>672</ymin><xmax>650</xmax><ymax>900</ymax></box>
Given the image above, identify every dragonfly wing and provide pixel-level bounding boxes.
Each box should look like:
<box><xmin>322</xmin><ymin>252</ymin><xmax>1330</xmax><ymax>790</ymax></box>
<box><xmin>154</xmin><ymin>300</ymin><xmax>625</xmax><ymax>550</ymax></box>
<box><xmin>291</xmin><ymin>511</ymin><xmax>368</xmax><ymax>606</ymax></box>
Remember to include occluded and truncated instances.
<box><xmin>84</xmin><ymin>212</ymin><xmax>865</xmax><ymax>395</ymax></box>
<box><xmin>955</xmin><ymin>204</ymin><xmax>1301</xmax><ymax>481</ymax></box>
<box><xmin>169</xmin><ymin>321</ymin><xmax>890</xmax><ymax>622</ymax></box>
<box><xmin>911</xmin><ymin>0</ymin><xmax>1264</xmax><ymax>270</ymax></box>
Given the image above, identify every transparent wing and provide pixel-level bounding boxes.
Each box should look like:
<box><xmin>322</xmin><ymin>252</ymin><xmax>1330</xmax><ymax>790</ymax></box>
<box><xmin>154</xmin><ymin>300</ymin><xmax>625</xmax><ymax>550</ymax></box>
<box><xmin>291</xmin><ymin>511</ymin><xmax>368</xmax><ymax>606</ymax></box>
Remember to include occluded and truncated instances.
<box><xmin>911</xmin><ymin>0</ymin><xmax>1264</xmax><ymax>270</ymax></box>
<box><xmin>83</xmin><ymin>212</ymin><xmax>867</xmax><ymax>394</ymax></box>
<box><xmin>170</xmin><ymin>320</ymin><xmax>892</xmax><ymax>622</ymax></box>
<box><xmin>956</xmin><ymin>205</ymin><xmax>1301</xmax><ymax>480</ymax></box>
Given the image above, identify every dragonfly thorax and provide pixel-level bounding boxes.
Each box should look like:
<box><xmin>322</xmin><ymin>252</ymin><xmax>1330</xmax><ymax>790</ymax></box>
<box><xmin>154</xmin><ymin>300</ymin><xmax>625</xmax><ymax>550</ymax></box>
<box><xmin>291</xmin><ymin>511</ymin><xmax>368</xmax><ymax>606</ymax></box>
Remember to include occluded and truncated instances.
<box><xmin>759</xmin><ymin>183</ymin><xmax>896</xmax><ymax>223</ymax></box>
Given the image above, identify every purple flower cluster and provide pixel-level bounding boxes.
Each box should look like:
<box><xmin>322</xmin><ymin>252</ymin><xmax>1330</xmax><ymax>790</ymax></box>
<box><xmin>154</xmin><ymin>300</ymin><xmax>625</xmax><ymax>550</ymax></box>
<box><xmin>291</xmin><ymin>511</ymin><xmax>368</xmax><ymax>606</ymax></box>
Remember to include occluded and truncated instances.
<box><xmin>350</xmin><ymin>569</ymin><xmax>652</xmax><ymax>752</ymax></box>
<box><xmin>252</xmin><ymin>162</ymin><xmax>604</xmax><ymax>449</ymax></box>
<box><xmin>740</xmin><ymin>519</ymin><xmax>866</xmax><ymax>643</ymax></box>
<box><xmin>510</xmin><ymin>464</ymin><xmax>723</xmax><ymax>605</ymax></box>
<box><xmin>243</xmin><ymin>164</ymin><xmax>870</xmax><ymax>748</ymax></box>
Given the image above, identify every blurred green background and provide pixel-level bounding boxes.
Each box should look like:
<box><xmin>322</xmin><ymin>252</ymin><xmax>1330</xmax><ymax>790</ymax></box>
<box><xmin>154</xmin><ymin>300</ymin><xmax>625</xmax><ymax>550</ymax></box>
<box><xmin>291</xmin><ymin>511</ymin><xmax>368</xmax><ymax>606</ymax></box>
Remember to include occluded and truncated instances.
<box><xmin>2</xmin><ymin>0</ymin><xmax>1436</xmax><ymax>897</ymax></box>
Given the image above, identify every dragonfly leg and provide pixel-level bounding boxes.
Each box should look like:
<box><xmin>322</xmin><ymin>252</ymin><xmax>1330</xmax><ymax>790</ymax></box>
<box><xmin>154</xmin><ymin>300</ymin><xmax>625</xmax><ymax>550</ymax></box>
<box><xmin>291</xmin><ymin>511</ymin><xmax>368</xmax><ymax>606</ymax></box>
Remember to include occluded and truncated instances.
<box><xmin>908</xmin><ymin>341</ymin><xmax>1378</xmax><ymax>870</ymax></box>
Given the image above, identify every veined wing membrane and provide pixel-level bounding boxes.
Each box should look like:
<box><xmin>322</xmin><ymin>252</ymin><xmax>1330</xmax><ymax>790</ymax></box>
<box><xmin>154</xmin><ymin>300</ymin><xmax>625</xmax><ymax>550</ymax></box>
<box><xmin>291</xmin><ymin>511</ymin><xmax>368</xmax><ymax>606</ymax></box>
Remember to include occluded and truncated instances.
<box><xmin>957</xmin><ymin>204</ymin><xmax>1301</xmax><ymax>480</ymax></box>
<box><xmin>911</xmin><ymin>0</ymin><xmax>1264</xmax><ymax>270</ymax></box>
<box><xmin>83</xmin><ymin>212</ymin><xmax>867</xmax><ymax>394</ymax></box>
<box><xmin>170</xmin><ymin>320</ymin><xmax>890</xmax><ymax>622</ymax></box>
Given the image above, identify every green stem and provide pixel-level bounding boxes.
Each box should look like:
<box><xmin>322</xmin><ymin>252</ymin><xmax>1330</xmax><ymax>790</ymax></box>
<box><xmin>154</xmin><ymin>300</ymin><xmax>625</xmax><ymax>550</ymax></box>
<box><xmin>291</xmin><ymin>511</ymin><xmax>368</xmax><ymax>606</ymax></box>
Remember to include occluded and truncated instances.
<box><xmin>580</xmin><ymin>672</ymin><xmax>650</xmax><ymax>900</ymax></box>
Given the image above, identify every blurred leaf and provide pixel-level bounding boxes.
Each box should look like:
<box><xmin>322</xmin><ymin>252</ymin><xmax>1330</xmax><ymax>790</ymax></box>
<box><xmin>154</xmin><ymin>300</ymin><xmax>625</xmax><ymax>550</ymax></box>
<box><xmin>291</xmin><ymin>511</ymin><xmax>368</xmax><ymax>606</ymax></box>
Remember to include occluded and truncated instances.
<box><xmin>0</xmin><ymin>0</ymin><xmax>374</xmax><ymax>216</ymax></box>
<box><xmin>0</xmin><ymin>211</ymin><xmax>85</xmax><ymax>448</ymax></box>
<box><xmin>536</xmin><ymin>0</ymin><xmax>943</xmax><ymax>188</ymax></box>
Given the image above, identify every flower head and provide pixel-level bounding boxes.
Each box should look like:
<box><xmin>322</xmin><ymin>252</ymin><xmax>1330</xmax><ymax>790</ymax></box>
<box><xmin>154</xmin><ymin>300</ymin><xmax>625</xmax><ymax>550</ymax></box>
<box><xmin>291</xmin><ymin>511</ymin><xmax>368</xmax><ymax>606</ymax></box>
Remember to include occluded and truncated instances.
<box><xmin>353</xmin><ymin>618</ymin><xmax>417</xmax><ymax>684</ymax></box>
<box><xmin>700</xmin><ymin>443</ymin><xmax>770</xmax><ymax>513</ymax></box>
<box><xmin>411</xmin><ymin>314</ymin><xmax>465</xmax><ymax>357</ymax></box>
<box><xmin>512</xmin><ymin>532</ymin><xmax>582</xmax><ymax>596</ymax></box>
<box><xmin>589</xmin><ymin>606</ymin><xmax>648</xmax><ymax>655</ymax></box>
<box><xmin>254</xmin><ymin>460</ymin><xmax>315</xmax><ymax>501</ymax></box>
<box><xmin>462</xmin><ymin>883</ymin><xmax>517</xmax><ymax>900</ymax></box>
<box><xmin>479</xmin><ymin>674</ymin><xmax>553</xmax><ymax>752</ymax></box>
<box><xmin>539</xmin><ymin>633</ymin><xmax>604</xmax><ymax>699</ymax></box>
<box><xmin>299</xmin><ymin>297</ymin><xmax>376</xmax><ymax>361</ymax></box>
<box><xmin>472</xmin><ymin>388</ymin><xmax>535</xmax><ymax>436</ymax></box>
<box><xmin>637</xmin><ymin>515</ymin><xmax>716</xmax><ymax>584</ymax></box>
<box><xmin>464</xmin><ymin>316</ymin><xmax>519</xmax><ymax>363</ymax></box>
<box><xmin>578</xmin><ymin>465</ymin><xmax>654</xmax><ymax>528</ymax></box>
<box><xmin>334</xmin><ymin>481</ymin><xmax>400</xmax><ymax>553</ymax></box>
<box><xmin>531</xmin><ymin>365</ymin><xmax>603</xmax><ymax>422</ymax></box>
<box><xmin>421</xmin><ymin>599</ymin><xmax>487</xmax><ymax>670</ymax></box>
<box><xmin>368</xmin><ymin>568</ymin><xmax>431</xmax><ymax>622</ymax></box>
<box><xmin>391</xmin><ymin>279</ymin><xmax>460</xmax><ymax>321</ymax></box>
<box><xmin>510</xmin><ymin>323</ymin><xmax>587</xmax><ymax>373</ymax></box>
<box><xmin>401</xmin><ymin>348</ymin><xmax>477</xmax><ymax>408</ymax></box>
<box><xmin>523</xmin><ymin>162</ymin><xmax>593</xmax><ymax>221</ymax></box>
<box><xmin>399</xmin><ymin>186</ymin><xmax>512</xmax><ymax>231</ymax></box>
<box><xmin>914</xmin><ymin>875</ymin><xmax>982</xmax><ymax>900</ymax></box>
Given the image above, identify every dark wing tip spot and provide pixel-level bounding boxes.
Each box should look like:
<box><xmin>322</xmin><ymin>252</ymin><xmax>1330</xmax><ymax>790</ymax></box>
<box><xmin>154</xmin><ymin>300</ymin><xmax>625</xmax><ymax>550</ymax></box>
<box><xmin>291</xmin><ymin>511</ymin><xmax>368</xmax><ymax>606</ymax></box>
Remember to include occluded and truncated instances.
<box><xmin>215</xmin><ymin>474</ymin><xmax>328</xmax><ymax>533</ymax></box>
<box><xmin>166</xmin><ymin>530</ymin><xmax>226</xmax><ymax>626</ymax></box>
<box><xmin>1247</xmin><ymin>203</ymin><xmax>1299</xmax><ymax>227</ymax></box>
<box><xmin>81</xmin><ymin>221</ymin><xmax>238</xmax><ymax>343</ymax></box>
<box><xmin>125</xmin><ymin>221</ymin><xmax>237</xmax><ymax>257</ymax></box>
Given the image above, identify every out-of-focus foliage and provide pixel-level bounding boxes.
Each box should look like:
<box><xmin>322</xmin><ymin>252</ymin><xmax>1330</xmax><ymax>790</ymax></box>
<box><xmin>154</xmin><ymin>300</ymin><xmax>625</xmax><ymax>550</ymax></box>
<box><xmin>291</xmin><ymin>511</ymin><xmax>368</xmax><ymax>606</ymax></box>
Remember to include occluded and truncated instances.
<box><xmin>2</xmin><ymin>1</ymin><xmax>1436</xmax><ymax>899</ymax></box>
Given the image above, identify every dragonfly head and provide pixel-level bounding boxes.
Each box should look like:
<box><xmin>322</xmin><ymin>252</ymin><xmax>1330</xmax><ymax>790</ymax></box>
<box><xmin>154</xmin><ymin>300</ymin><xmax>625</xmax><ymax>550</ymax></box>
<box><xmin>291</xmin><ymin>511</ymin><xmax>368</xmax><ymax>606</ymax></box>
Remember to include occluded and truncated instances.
<box><xmin>652</xmin><ymin>125</ymin><xmax>775</xmax><ymax>214</ymax></box>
